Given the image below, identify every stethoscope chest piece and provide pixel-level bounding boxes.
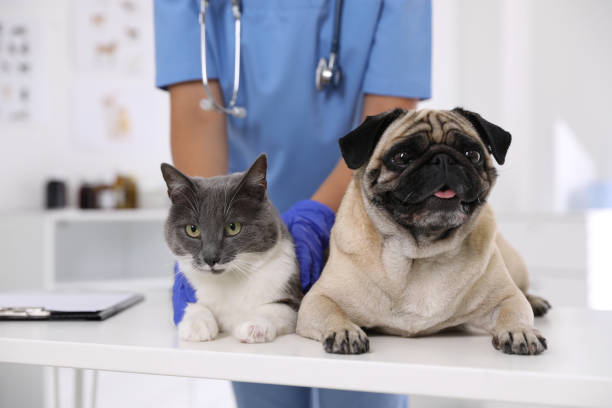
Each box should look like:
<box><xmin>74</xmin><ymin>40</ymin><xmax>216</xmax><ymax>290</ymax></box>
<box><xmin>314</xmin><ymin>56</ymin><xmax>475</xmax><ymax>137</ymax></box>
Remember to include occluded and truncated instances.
<box><xmin>315</xmin><ymin>0</ymin><xmax>344</xmax><ymax>91</ymax></box>
<box><xmin>316</xmin><ymin>54</ymin><xmax>342</xmax><ymax>91</ymax></box>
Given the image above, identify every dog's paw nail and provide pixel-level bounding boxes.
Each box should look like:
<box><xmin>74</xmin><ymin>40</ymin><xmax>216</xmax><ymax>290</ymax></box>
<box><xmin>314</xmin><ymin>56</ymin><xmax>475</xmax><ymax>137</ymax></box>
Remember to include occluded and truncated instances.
<box><xmin>537</xmin><ymin>335</ymin><xmax>548</xmax><ymax>350</ymax></box>
<box><xmin>323</xmin><ymin>326</ymin><xmax>369</xmax><ymax>354</ymax></box>
<box><xmin>492</xmin><ymin>336</ymin><xmax>500</xmax><ymax>349</ymax></box>
<box><xmin>324</xmin><ymin>332</ymin><xmax>337</xmax><ymax>353</ymax></box>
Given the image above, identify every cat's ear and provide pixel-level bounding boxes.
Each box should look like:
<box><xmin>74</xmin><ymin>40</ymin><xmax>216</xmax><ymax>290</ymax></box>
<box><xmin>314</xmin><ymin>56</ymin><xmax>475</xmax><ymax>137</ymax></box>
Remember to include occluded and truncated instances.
<box><xmin>236</xmin><ymin>154</ymin><xmax>267</xmax><ymax>200</ymax></box>
<box><xmin>160</xmin><ymin>163</ymin><xmax>196</xmax><ymax>203</ymax></box>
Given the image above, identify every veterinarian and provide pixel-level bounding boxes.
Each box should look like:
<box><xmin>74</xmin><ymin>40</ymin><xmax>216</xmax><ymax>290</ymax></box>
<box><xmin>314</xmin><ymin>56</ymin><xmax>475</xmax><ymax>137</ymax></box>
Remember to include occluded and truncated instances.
<box><xmin>154</xmin><ymin>0</ymin><xmax>431</xmax><ymax>406</ymax></box>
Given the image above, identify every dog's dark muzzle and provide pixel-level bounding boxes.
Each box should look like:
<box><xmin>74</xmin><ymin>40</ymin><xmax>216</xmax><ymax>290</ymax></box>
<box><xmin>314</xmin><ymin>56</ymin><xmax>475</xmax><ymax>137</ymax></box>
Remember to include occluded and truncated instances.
<box><xmin>391</xmin><ymin>152</ymin><xmax>486</xmax><ymax>205</ymax></box>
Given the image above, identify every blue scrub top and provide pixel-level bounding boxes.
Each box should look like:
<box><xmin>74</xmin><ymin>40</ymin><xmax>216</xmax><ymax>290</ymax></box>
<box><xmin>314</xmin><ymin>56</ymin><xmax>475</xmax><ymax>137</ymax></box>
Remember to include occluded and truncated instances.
<box><xmin>154</xmin><ymin>0</ymin><xmax>431</xmax><ymax>212</ymax></box>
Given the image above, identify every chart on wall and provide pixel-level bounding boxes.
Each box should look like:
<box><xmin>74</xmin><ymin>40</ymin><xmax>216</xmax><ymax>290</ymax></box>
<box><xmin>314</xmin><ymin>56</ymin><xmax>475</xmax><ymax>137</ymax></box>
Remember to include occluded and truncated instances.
<box><xmin>73</xmin><ymin>0</ymin><xmax>149</xmax><ymax>75</ymax></box>
<box><xmin>0</xmin><ymin>18</ymin><xmax>46</xmax><ymax>124</ymax></box>
<box><xmin>71</xmin><ymin>0</ymin><xmax>160</xmax><ymax>150</ymax></box>
<box><xmin>72</xmin><ymin>78</ymin><xmax>154</xmax><ymax>150</ymax></box>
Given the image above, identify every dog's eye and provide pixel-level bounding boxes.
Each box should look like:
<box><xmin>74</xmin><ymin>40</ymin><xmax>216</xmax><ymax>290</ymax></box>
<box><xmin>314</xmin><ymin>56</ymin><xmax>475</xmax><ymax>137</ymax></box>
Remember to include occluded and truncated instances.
<box><xmin>391</xmin><ymin>151</ymin><xmax>413</xmax><ymax>166</ymax></box>
<box><xmin>465</xmin><ymin>150</ymin><xmax>481</xmax><ymax>163</ymax></box>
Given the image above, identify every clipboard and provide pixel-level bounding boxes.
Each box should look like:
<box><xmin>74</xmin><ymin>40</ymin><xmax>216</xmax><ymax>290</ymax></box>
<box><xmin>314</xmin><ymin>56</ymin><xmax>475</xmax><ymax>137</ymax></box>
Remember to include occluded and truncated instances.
<box><xmin>0</xmin><ymin>291</ymin><xmax>144</xmax><ymax>321</ymax></box>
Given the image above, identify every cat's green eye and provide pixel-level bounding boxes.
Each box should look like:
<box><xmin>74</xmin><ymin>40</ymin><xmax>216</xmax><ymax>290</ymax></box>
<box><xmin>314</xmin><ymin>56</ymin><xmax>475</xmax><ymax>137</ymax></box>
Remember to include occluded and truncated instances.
<box><xmin>185</xmin><ymin>224</ymin><xmax>201</xmax><ymax>238</ymax></box>
<box><xmin>224</xmin><ymin>222</ymin><xmax>242</xmax><ymax>236</ymax></box>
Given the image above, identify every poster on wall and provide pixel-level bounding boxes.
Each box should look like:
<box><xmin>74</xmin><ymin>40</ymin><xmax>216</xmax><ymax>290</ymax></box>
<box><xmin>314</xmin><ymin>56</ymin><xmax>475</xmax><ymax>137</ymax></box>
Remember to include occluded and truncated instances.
<box><xmin>71</xmin><ymin>0</ymin><xmax>162</xmax><ymax>150</ymax></box>
<box><xmin>0</xmin><ymin>18</ymin><xmax>46</xmax><ymax>123</ymax></box>
<box><xmin>72</xmin><ymin>78</ymin><xmax>155</xmax><ymax>151</ymax></box>
<box><xmin>73</xmin><ymin>0</ymin><xmax>149</xmax><ymax>75</ymax></box>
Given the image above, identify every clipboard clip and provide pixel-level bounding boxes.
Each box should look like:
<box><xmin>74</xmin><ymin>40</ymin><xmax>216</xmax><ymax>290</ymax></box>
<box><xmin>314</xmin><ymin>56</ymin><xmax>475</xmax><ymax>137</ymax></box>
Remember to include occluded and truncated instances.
<box><xmin>0</xmin><ymin>307</ymin><xmax>51</xmax><ymax>318</ymax></box>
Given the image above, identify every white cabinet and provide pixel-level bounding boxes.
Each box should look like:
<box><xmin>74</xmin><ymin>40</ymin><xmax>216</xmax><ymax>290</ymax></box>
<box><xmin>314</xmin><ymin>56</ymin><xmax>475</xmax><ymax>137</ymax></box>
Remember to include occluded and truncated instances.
<box><xmin>0</xmin><ymin>209</ymin><xmax>174</xmax><ymax>291</ymax></box>
<box><xmin>0</xmin><ymin>209</ymin><xmax>176</xmax><ymax>408</ymax></box>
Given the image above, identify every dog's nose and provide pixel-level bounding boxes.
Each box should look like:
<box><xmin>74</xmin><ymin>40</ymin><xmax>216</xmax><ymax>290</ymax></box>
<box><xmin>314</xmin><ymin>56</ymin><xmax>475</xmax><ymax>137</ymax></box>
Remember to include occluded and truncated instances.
<box><xmin>430</xmin><ymin>153</ymin><xmax>455</xmax><ymax>168</ymax></box>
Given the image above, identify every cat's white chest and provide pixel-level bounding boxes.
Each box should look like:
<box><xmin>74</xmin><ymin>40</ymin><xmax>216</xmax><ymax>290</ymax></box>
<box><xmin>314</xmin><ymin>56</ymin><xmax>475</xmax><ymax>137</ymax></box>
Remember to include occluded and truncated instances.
<box><xmin>180</xmin><ymin>239</ymin><xmax>298</xmax><ymax>333</ymax></box>
<box><xmin>196</xmin><ymin>274</ymin><xmax>266</xmax><ymax>330</ymax></box>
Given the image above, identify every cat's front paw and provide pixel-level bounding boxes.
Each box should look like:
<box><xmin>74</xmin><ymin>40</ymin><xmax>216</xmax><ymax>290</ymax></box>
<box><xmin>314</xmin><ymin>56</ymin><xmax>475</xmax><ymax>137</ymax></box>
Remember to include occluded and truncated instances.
<box><xmin>234</xmin><ymin>319</ymin><xmax>277</xmax><ymax>343</ymax></box>
<box><xmin>178</xmin><ymin>303</ymin><xmax>219</xmax><ymax>342</ymax></box>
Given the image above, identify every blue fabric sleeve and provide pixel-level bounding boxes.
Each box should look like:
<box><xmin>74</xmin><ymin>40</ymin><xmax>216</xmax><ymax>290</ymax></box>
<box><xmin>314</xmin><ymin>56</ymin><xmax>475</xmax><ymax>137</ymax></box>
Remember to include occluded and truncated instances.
<box><xmin>172</xmin><ymin>261</ymin><xmax>197</xmax><ymax>325</ymax></box>
<box><xmin>153</xmin><ymin>0</ymin><xmax>218</xmax><ymax>89</ymax></box>
<box><xmin>362</xmin><ymin>0</ymin><xmax>432</xmax><ymax>100</ymax></box>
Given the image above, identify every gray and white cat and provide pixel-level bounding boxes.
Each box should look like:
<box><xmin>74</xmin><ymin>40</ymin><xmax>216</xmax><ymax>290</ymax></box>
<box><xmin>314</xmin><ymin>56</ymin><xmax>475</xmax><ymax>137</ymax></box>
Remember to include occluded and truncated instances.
<box><xmin>161</xmin><ymin>154</ymin><xmax>302</xmax><ymax>343</ymax></box>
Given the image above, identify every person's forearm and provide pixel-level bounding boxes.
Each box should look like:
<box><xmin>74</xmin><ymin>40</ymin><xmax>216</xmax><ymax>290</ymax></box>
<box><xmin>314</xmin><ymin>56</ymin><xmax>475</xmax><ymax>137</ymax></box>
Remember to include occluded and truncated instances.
<box><xmin>169</xmin><ymin>80</ymin><xmax>228</xmax><ymax>177</ymax></box>
<box><xmin>361</xmin><ymin>94</ymin><xmax>418</xmax><ymax>119</ymax></box>
<box><xmin>310</xmin><ymin>94</ymin><xmax>419</xmax><ymax>212</ymax></box>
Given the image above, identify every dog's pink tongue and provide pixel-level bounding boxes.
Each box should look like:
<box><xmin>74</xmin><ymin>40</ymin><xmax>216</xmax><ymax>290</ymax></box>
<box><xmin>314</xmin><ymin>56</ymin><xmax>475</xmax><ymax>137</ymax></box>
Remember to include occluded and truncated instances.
<box><xmin>434</xmin><ymin>189</ymin><xmax>456</xmax><ymax>199</ymax></box>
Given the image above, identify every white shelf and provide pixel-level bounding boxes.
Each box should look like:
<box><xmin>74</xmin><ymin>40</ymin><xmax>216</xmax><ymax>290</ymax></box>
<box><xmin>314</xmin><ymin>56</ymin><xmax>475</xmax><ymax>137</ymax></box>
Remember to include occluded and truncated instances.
<box><xmin>45</xmin><ymin>208</ymin><xmax>168</xmax><ymax>223</ymax></box>
<box><xmin>0</xmin><ymin>209</ymin><xmax>173</xmax><ymax>291</ymax></box>
<box><xmin>1</xmin><ymin>290</ymin><xmax>611</xmax><ymax>407</ymax></box>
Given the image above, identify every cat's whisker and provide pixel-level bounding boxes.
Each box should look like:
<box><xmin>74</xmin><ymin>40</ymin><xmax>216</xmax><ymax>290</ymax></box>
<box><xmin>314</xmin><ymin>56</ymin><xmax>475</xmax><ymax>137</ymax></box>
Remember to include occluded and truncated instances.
<box><xmin>225</xmin><ymin>188</ymin><xmax>239</xmax><ymax>217</ymax></box>
<box><xmin>223</xmin><ymin>184</ymin><xmax>230</xmax><ymax>217</ymax></box>
<box><xmin>235</xmin><ymin>261</ymin><xmax>256</xmax><ymax>280</ymax></box>
<box><xmin>172</xmin><ymin>186</ymin><xmax>200</xmax><ymax>215</ymax></box>
<box><xmin>228</xmin><ymin>259</ymin><xmax>252</xmax><ymax>280</ymax></box>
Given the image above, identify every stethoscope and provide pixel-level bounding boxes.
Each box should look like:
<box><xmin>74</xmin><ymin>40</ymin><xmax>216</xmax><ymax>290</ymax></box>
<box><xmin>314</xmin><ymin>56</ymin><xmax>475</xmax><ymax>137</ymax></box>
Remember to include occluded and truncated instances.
<box><xmin>198</xmin><ymin>0</ymin><xmax>344</xmax><ymax>118</ymax></box>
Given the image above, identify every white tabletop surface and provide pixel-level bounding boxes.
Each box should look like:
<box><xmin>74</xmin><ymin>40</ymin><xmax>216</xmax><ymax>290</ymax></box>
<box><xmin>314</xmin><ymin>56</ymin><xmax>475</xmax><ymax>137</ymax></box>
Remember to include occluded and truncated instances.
<box><xmin>0</xmin><ymin>290</ymin><xmax>611</xmax><ymax>407</ymax></box>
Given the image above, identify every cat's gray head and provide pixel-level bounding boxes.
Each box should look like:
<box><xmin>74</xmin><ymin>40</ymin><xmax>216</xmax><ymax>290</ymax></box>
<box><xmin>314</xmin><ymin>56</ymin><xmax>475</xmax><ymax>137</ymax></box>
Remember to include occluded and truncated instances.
<box><xmin>161</xmin><ymin>154</ymin><xmax>281</xmax><ymax>275</ymax></box>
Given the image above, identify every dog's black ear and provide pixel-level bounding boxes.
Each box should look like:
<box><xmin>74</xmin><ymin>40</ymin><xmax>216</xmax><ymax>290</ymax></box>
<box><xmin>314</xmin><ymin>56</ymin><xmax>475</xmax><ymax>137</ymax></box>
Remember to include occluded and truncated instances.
<box><xmin>339</xmin><ymin>108</ymin><xmax>406</xmax><ymax>169</ymax></box>
<box><xmin>452</xmin><ymin>107</ymin><xmax>512</xmax><ymax>165</ymax></box>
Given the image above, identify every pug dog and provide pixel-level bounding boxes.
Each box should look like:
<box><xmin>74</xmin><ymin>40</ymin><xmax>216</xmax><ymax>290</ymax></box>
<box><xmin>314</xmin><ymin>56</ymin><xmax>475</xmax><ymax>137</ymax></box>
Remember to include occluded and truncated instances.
<box><xmin>296</xmin><ymin>108</ymin><xmax>551</xmax><ymax>355</ymax></box>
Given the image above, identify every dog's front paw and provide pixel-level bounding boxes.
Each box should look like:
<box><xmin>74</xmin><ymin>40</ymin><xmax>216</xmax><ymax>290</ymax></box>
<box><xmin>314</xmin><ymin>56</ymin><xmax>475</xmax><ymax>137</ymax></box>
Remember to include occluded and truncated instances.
<box><xmin>492</xmin><ymin>327</ymin><xmax>547</xmax><ymax>355</ymax></box>
<box><xmin>178</xmin><ymin>304</ymin><xmax>219</xmax><ymax>342</ymax></box>
<box><xmin>234</xmin><ymin>319</ymin><xmax>277</xmax><ymax>343</ymax></box>
<box><xmin>323</xmin><ymin>324</ymin><xmax>369</xmax><ymax>354</ymax></box>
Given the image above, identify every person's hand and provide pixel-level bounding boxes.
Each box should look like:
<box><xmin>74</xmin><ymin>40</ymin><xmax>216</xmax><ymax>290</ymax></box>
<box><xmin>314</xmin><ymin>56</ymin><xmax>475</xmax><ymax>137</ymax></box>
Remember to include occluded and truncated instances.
<box><xmin>281</xmin><ymin>200</ymin><xmax>336</xmax><ymax>293</ymax></box>
<box><xmin>172</xmin><ymin>261</ymin><xmax>197</xmax><ymax>325</ymax></box>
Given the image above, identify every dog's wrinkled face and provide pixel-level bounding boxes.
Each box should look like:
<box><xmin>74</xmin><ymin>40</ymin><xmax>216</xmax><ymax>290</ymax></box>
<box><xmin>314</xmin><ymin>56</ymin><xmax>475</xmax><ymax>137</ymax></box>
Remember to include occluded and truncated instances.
<box><xmin>339</xmin><ymin>108</ymin><xmax>511</xmax><ymax>237</ymax></box>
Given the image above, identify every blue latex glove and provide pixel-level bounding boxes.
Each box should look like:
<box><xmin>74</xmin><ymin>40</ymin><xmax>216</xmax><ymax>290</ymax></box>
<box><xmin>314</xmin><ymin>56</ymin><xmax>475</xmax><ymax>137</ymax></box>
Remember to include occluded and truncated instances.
<box><xmin>172</xmin><ymin>261</ymin><xmax>196</xmax><ymax>325</ymax></box>
<box><xmin>171</xmin><ymin>199</ymin><xmax>335</xmax><ymax>324</ymax></box>
<box><xmin>281</xmin><ymin>200</ymin><xmax>336</xmax><ymax>293</ymax></box>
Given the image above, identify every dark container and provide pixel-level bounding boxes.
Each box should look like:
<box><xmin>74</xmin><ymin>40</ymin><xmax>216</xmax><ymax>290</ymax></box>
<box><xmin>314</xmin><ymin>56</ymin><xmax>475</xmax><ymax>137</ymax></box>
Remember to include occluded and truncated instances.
<box><xmin>79</xmin><ymin>184</ymin><xmax>97</xmax><ymax>209</ymax></box>
<box><xmin>45</xmin><ymin>180</ymin><xmax>67</xmax><ymax>209</ymax></box>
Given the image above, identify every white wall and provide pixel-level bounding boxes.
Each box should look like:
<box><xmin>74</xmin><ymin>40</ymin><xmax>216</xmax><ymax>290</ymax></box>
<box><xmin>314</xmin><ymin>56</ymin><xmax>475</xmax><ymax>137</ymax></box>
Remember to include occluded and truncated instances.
<box><xmin>2</xmin><ymin>0</ymin><xmax>612</xmax><ymax>214</ymax></box>
<box><xmin>0</xmin><ymin>0</ymin><xmax>171</xmax><ymax>211</ymax></box>
<box><xmin>423</xmin><ymin>0</ymin><xmax>612</xmax><ymax>213</ymax></box>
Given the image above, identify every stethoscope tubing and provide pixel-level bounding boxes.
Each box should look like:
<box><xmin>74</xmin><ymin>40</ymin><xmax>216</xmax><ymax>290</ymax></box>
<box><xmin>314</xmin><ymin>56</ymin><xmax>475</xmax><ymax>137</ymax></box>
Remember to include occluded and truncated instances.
<box><xmin>199</xmin><ymin>0</ymin><xmax>342</xmax><ymax>118</ymax></box>
<box><xmin>331</xmin><ymin>0</ymin><xmax>343</xmax><ymax>57</ymax></box>
<box><xmin>199</xmin><ymin>0</ymin><xmax>246</xmax><ymax>117</ymax></box>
